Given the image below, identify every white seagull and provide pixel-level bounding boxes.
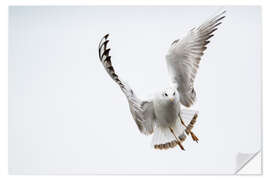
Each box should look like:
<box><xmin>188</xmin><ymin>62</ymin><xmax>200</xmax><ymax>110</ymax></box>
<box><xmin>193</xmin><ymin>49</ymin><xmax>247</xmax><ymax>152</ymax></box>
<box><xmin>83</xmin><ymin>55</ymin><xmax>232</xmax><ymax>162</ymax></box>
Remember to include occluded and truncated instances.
<box><xmin>98</xmin><ymin>11</ymin><xmax>225</xmax><ymax>150</ymax></box>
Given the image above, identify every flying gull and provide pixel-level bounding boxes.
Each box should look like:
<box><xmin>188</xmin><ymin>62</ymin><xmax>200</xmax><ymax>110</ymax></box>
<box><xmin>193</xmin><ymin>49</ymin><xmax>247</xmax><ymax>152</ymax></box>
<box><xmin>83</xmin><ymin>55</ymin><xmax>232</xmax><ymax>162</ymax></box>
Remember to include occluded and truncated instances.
<box><xmin>98</xmin><ymin>10</ymin><xmax>225</xmax><ymax>150</ymax></box>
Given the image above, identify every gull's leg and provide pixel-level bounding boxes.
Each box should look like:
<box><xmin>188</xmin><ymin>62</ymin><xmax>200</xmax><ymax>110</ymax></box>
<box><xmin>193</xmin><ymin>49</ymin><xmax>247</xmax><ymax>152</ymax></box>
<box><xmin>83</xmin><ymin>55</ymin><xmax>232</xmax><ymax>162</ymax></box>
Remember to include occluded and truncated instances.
<box><xmin>169</xmin><ymin>127</ymin><xmax>185</xmax><ymax>151</ymax></box>
<box><xmin>190</xmin><ymin>131</ymin><xmax>199</xmax><ymax>142</ymax></box>
<box><xmin>178</xmin><ymin>113</ymin><xmax>199</xmax><ymax>143</ymax></box>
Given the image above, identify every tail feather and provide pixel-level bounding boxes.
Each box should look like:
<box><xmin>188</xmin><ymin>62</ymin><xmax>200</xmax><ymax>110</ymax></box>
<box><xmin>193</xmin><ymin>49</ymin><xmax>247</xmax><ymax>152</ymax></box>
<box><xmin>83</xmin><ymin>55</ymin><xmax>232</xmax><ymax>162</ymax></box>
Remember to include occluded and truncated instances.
<box><xmin>152</xmin><ymin>109</ymin><xmax>198</xmax><ymax>150</ymax></box>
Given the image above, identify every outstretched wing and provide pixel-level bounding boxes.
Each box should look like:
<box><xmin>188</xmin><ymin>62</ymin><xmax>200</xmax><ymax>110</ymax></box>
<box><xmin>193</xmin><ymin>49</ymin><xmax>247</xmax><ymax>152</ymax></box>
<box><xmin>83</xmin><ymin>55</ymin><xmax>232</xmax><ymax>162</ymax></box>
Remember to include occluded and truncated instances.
<box><xmin>98</xmin><ymin>34</ymin><xmax>155</xmax><ymax>135</ymax></box>
<box><xmin>166</xmin><ymin>11</ymin><xmax>226</xmax><ymax>107</ymax></box>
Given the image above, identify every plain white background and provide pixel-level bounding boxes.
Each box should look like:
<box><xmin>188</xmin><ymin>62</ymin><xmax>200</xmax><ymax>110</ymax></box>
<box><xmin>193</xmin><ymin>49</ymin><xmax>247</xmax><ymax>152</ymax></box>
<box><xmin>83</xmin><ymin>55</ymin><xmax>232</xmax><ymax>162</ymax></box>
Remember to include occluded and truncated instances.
<box><xmin>8</xmin><ymin>6</ymin><xmax>261</xmax><ymax>175</ymax></box>
<box><xmin>2</xmin><ymin>0</ymin><xmax>270</xmax><ymax>179</ymax></box>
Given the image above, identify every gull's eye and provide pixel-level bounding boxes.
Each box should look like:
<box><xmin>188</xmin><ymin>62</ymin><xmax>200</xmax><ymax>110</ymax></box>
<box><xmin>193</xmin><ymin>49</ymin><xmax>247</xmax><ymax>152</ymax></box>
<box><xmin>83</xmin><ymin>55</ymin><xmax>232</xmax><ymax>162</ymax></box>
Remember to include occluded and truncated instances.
<box><xmin>164</xmin><ymin>93</ymin><xmax>168</xmax><ymax>96</ymax></box>
<box><xmin>173</xmin><ymin>92</ymin><xmax>175</xmax><ymax>96</ymax></box>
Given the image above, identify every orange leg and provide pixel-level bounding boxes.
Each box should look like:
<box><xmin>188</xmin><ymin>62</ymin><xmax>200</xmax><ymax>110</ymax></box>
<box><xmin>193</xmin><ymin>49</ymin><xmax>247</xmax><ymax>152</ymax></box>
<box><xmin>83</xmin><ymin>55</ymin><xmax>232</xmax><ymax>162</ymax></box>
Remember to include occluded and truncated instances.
<box><xmin>179</xmin><ymin>113</ymin><xmax>199</xmax><ymax>143</ymax></box>
<box><xmin>169</xmin><ymin>127</ymin><xmax>185</xmax><ymax>151</ymax></box>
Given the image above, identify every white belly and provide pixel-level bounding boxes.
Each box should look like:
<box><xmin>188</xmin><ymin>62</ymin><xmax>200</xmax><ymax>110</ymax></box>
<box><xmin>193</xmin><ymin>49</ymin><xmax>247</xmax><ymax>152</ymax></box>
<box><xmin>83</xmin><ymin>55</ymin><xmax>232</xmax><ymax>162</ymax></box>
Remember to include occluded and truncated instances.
<box><xmin>154</xmin><ymin>101</ymin><xmax>180</xmax><ymax>128</ymax></box>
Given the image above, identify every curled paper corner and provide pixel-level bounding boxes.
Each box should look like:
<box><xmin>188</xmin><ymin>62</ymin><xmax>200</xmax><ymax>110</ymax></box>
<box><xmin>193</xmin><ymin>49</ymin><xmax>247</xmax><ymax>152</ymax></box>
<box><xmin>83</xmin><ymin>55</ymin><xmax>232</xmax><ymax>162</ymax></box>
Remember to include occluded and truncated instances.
<box><xmin>234</xmin><ymin>150</ymin><xmax>262</xmax><ymax>175</ymax></box>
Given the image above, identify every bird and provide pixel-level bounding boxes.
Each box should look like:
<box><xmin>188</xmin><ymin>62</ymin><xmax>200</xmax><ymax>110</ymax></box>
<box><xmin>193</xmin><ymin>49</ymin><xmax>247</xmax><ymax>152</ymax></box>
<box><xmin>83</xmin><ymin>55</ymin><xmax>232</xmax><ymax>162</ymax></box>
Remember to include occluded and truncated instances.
<box><xmin>98</xmin><ymin>10</ymin><xmax>226</xmax><ymax>150</ymax></box>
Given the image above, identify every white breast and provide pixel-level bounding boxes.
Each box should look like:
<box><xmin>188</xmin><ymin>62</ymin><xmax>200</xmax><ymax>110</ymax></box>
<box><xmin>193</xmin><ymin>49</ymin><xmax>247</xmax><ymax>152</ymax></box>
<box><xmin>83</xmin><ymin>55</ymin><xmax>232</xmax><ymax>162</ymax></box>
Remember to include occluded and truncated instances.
<box><xmin>153</xmin><ymin>99</ymin><xmax>180</xmax><ymax>128</ymax></box>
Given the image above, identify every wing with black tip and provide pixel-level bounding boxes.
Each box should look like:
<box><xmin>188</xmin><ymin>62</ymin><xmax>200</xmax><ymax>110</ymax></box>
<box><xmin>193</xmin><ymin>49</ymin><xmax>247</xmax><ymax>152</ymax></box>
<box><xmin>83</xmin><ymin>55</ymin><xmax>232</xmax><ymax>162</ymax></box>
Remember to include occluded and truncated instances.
<box><xmin>98</xmin><ymin>34</ymin><xmax>155</xmax><ymax>135</ymax></box>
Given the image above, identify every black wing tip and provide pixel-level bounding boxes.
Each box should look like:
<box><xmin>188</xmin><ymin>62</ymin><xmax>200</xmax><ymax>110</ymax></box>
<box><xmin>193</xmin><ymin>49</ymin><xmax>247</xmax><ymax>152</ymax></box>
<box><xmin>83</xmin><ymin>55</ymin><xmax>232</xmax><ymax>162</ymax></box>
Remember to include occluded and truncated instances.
<box><xmin>104</xmin><ymin>39</ymin><xmax>109</xmax><ymax>44</ymax></box>
<box><xmin>218</xmin><ymin>10</ymin><xmax>226</xmax><ymax>20</ymax></box>
<box><xmin>217</xmin><ymin>15</ymin><xmax>226</xmax><ymax>22</ymax></box>
<box><xmin>102</xmin><ymin>48</ymin><xmax>111</xmax><ymax>58</ymax></box>
<box><xmin>98</xmin><ymin>33</ymin><xmax>110</xmax><ymax>48</ymax></box>
<box><xmin>210</xmin><ymin>10</ymin><xmax>226</xmax><ymax>24</ymax></box>
<box><xmin>99</xmin><ymin>40</ymin><xmax>109</xmax><ymax>50</ymax></box>
<box><xmin>98</xmin><ymin>34</ymin><xmax>111</xmax><ymax>60</ymax></box>
<box><xmin>104</xmin><ymin>33</ymin><xmax>110</xmax><ymax>39</ymax></box>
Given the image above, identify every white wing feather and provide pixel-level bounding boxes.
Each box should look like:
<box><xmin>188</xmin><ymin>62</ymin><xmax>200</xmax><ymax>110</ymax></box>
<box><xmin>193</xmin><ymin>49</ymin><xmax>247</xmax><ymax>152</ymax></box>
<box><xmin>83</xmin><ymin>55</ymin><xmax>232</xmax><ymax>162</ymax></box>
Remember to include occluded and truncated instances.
<box><xmin>166</xmin><ymin>11</ymin><xmax>226</xmax><ymax>107</ymax></box>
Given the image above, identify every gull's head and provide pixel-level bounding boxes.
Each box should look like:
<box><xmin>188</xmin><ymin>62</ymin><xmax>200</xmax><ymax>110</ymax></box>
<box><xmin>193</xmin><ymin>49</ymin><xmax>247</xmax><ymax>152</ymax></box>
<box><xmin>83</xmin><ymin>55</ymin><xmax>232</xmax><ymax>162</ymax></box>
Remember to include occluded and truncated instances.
<box><xmin>158</xmin><ymin>87</ymin><xmax>179</xmax><ymax>104</ymax></box>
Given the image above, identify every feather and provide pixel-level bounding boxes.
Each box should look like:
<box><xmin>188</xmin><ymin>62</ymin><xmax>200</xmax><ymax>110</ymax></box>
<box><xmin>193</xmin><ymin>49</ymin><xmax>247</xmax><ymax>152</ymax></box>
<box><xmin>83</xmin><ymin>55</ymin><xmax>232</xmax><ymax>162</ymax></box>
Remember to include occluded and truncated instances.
<box><xmin>98</xmin><ymin>34</ymin><xmax>156</xmax><ymax>135</ymax></box>
<box><xmin>166</xmin><ymin>11</ymin><xmax>226</xmax><ymax>107</ymax></box>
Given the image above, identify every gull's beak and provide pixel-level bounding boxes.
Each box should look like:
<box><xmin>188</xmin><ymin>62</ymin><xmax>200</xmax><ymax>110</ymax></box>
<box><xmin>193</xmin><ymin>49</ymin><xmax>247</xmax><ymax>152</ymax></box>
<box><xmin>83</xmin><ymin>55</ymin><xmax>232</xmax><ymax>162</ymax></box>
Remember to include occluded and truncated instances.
<box><xmin>170</xmin><ymin>98</ymin><xmax>174</xmax><ymax>102</ymax></box>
